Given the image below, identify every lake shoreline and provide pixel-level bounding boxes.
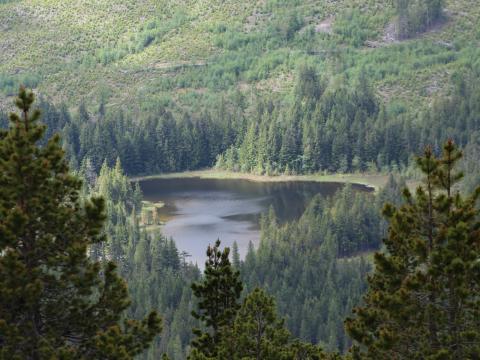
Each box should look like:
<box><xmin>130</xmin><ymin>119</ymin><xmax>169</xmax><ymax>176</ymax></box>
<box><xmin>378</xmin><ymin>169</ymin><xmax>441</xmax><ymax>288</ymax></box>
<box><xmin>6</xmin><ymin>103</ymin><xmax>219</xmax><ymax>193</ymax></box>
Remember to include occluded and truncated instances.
<box><xmin>131</xmin><ymin>169</ymin><xmax>391</xmax><ymax>191</ymax></box>
<box><xmin>136</xmin><ymin>172</ymin><xmax>378</xmax><ymax>265</ymax></box>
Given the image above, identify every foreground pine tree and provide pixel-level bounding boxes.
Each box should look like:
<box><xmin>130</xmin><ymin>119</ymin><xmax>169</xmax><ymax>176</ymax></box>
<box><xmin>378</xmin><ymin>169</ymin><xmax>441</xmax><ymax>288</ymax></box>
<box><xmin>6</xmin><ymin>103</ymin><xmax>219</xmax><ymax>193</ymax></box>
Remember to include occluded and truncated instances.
<box><xmin>0</xmin><ymin>88</ymin><xmax>161</xmax><ymax>359</ymax></box>
<box><xmin>190</xmin><ymin>241</ymin><xmax>331</xmax><ymax>360</ymax></box>
<box><xmin>345</xmin><ymin>140</ymin><xmax>480</xmax><ymax>359</ymax></box>
<box><xmin>228</xmin><ymin>287</ymin><xmax>290</xmax><ymax>359</ymax></box>
<box><xmin>190</xmin><ymin>240</ymin><xmax>243</xmax><ymax>358</ymax></box>
<box><xmin>218</xmin><ymin>288</ymin><xmax>328</xmax><ymax>360</ymax></box>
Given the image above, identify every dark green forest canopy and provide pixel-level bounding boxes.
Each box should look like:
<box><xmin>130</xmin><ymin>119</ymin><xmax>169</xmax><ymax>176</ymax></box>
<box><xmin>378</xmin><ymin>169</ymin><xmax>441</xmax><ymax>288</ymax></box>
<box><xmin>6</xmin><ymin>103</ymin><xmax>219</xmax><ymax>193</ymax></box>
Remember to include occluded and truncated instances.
<box><xmin>2</xmin><ymin>103</ymin><xmax>479</xmax><ymax>358</ymax></box>
<box><xmin>238</xmin><ymin>180</ymin><xmax>403</xmax><ymax>353</ymax></box>
<box><xmin>1</xmin><ymin>0</ymin><xmax>480</xmax><ymax>358</ymax></box>
<box><xmin>0</xmin><ymin>63</ymin><xmax>478</xmax><ymax>188</ymax></box>
<box><xmin>81</xmin><ymin>159</ymin><xmax>408</xmax><ymax>359</ymax></box>
<box><xmin>346</xmin><ymin>141</ymin><xmax>480</xmax><ymax>359</ymax></box>
<box><xmin>0</xmin><ymin>88</ymin><xmax>161</xmax><ymax>359</ymax></box>
<box><xmin>189</xmin><ymin>240</ymin><xmax>329</xmax><ymax>359</ymax></box>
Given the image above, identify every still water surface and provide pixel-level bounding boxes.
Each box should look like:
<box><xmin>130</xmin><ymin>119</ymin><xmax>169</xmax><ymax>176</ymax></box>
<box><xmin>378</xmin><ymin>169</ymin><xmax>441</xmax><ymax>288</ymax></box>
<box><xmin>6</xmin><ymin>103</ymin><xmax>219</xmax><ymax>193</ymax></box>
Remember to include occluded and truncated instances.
<box><xmin>139</xmin><ymin>177</ymin><xmax>370</xmax><ymax>266</ymax></box>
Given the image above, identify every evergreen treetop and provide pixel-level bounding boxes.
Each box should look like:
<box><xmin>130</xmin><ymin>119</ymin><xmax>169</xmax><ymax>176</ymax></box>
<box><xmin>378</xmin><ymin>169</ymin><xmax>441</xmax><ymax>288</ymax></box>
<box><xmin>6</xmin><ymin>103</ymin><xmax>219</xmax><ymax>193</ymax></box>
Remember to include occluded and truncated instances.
<box><xmin>345</xmin><ymin>140</ymin><xmax>480</xmax><ymax>359</ymax></box>
<box><xmin>0</xmin><ymin>87</ymin><xmax>161</xmax><ymax>359</ymax></box>
<box><xmin>190</xmin><ymin>239</ymin><xmax>243</xmax><ymax>358</ymax></box>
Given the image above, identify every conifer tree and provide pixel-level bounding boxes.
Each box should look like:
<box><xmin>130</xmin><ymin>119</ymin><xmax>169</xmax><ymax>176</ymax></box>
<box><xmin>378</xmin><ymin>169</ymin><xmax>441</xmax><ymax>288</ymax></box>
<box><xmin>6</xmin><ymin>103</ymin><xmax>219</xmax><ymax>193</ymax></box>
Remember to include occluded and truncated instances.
<box><xmin>190</xmin><ymin>240</ymin><xmax>243</xmax><ymax>358</ymax></box>
<box><xmin>191</xmin><ymin>242</ymin><xmax>332</xmax><ymax>360</ymax></box>
<box><xmin>220</xmin><ymin>287</ymin><xmax>291</xmax><ymax>360</ymax></box>
<box><xmin>0</xmin><ymin>88</ymin><xmax>161</xmax><ymax>359</ymax></box>
<box><xmin>231</xmin><ymin>241</ymin><xmax>241</xmax><ymax>270</ymax></box>
<box><xmin>345</xmin><ymin>140</ymin><xmax>480</xmax><ymax>358</ymax></box>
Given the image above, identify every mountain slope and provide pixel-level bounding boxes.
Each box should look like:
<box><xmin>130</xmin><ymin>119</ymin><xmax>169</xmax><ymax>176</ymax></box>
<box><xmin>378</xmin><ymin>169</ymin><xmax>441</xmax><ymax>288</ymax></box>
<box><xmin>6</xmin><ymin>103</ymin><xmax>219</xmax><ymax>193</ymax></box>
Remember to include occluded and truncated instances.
<box><xmin>1</xmin><ymin>0</ymin><xmax>479</xmax><ymax>112</ymax></box>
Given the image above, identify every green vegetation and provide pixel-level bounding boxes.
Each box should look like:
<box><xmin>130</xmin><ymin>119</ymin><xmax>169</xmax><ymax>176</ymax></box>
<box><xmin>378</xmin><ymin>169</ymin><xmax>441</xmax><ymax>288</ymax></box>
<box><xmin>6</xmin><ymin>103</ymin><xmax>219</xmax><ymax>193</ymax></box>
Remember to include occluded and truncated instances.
<box><xmin>0</xmin><ymin>72</ymin><xmax>40</xmax><ymax>96</ymax></box>
<box><xmin>0</xmin><ymin>0</ymin><xmax>478</xmax><ymax>112</ymax></box>
<box><xmin>346</xmin><ymin>141</ymin><xmax>480</xmax><ymax>358</ymax></box>
<box><xmin>84</xmin><ymin>158</ymin><xmax>201</xmax><ymax>359</ymax></box>
<box><xmin>0</xmin><ymin>88</ymin><xmax>160</xmax><ymax>358</ymax></box>
<box><xmin>1</xmin><ymin>61</ymin><xmax>477</xmax><ymax>192</ymax></box>
<box><xmin>1</xmin><ymin>0</ymin><xmax>480</xmax><ymax>357</ymax></box>
<box><xmin>215</xmin><ymin>62</ymin><xmax>480</xmax><ymax>176</ymax></box>
<box><xmin>189</xmin><ymin>241</ymin><xmax>327</xmax><ymax>360</ymax></box>
<box><xmin>396</xmin><ymin>0</ymin><xmax>445</xmax><ymax>39</ymax></box>
<box><xmin>190</xmin><ymin>240</ymin><xmax>243</xmax><ymax>358</ymax></box>
<box><xmin>1</xmin><ymin>0</ymin><xmax>479</xmax><ymax>189</ymax></box>
<box><xmin>1</xmin><ymin>89</ymin><xmax>479</xmax><ymax>358</ymax></box>
<box><xmin>237</xmin><ymin>178</ymin><xmax>404</xmax><ymax>352</ymax></box>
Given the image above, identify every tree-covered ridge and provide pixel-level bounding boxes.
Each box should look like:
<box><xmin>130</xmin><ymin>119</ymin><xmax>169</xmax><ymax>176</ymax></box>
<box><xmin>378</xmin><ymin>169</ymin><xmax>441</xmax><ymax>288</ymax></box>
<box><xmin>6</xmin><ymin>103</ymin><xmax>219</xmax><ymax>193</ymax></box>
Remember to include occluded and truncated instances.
<box><xmin>80</xmin><ymin>156</ymin><xmax>416</xmax><ymax>358</ymax></box>
<box><xmin>215</xmin><ymin>63</ymin><xmax>480</xmax><ymax>175</ymax></box>
<box><xmin>1</xmin><ymin>59</ymin><xmax>478</xmax><ymax>188</ymax></box>
<box><xmin>2</xmin><ymin>0</ymin><xmax>479</xmax><ymax>182</ymax></box>
<box><xmin>83</xmin><ymin>159</ymin><xmax>374</xmax><ymax>359</ymax></box>
<box><xmin>1</xmin><ymin>87</ymin><xmax>480</xmax><ymax>359</ymax></box>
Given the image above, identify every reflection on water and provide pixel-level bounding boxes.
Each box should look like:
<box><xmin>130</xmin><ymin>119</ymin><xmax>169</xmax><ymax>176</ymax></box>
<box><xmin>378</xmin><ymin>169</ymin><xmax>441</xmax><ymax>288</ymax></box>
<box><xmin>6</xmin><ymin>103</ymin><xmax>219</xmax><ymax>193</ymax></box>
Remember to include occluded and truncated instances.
<box><xmin>139</xmin><ymin>177</ymin><xmax>370</xmax><ymax>266</ymax></box>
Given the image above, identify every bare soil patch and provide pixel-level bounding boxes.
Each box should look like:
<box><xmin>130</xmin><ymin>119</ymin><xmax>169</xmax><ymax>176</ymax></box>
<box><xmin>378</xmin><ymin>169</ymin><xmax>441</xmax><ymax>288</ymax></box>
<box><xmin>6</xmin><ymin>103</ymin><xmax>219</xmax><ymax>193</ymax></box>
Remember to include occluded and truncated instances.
<box><xmin>315</xmin><ymin>17</ymin><xmax>334</xmax><ymax>34</ymax></box>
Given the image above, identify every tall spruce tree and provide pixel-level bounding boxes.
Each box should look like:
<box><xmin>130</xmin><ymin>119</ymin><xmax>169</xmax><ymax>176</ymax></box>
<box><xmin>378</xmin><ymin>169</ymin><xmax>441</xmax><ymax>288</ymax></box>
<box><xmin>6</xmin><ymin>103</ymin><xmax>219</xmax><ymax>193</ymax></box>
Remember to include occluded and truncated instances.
<box><xmin>0</xmin><ymin>88</ymin><xmax>161</xmax><ymax>359</ymax></box>
<box><xmin>345</xmin><ymin>140</ymin><xmax>480</xmax><ymax>358</ymax></box>
<box><xmin>190</xmin><ymin>240</ymin><xmax>243</xmax><ymax>358</ymax></box>
<box><xmin>231</xmin><ymin>241</ymin><xmax>241</xmax><ymax>270</ymax></box>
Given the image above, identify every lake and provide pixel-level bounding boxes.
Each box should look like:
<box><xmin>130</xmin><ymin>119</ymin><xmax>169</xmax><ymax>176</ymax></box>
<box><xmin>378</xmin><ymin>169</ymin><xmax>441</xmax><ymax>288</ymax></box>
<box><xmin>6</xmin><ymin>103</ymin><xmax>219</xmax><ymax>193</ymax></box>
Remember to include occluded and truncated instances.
<box><xmin>139</xmin><ymin>177</ymin><xmax>371</xmax><ymax>266</ymax></box>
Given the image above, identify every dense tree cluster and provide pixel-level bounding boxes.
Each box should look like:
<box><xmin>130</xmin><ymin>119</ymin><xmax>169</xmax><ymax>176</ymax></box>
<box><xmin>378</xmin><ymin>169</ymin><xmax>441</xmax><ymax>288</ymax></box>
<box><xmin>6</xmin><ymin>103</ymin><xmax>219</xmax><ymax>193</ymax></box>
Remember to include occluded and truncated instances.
<box><xmin>236</xmin><ymin>181</ymin><xmax>402</xmax><ymax>353</ymax></box>
<box><xmin>0</xmin><ymin>88</ymin><xmax>160</xmax><ymax>359</ymax></box>
<box><xmin>1</xmin><ymin>87</ymin><xmax>479</xmax><ymax>359</ymax></box>
<box><xmin>0</xmin><ymin>1</ymin><xmax>478</xmax><ymax>355</ymax></box>
<box><xmin>217</xmin><ymin>66</ymin><xmax>480</xmax><ymax>176</ymax></box>
<box><xmin>61</xmin><ymin>102</ymin><xmax>240</xmax><ymax>175</ymax></box>
<box><xmin>189</xmin><ymin>240</ymin><xmax>328</xmax><ymax>360</ymax></box>
<box><xmin>461</xmin><ymin>138</ymin><xmax>480</xmax><ymax>194</ymax></box>
<box><xmin>87</xmin><ymin>162</ymin><xmax>410</xmax><ymax>358</ymax></box>
<box><xmin>243</xmin><ymin>219</ymin><xmax>369</xmax><ymax>353</ymax></box>
<box><xmin>85</xmin><ymin>159</ymin><xmax>201</xmax><ymax>360</ymax></box>
<box><xmin>346</xmin><ymin>140</ymin><xmax>480</xmax><ymax>358</ymax></box>
<box><xmin>217</xmin><ymin>67</ymin><xmax>380</xmax><ymax>174</ymax></box>
<box><xmin>0</xmin><ymin>98</ymin><xmax>243</xmax><ymax>175</ymax></box>
<box><xmin>2</xmin><ymin>63</ymin><xmax>478</xmax><ymax>181</ymax></box>
<box><xmin>88</xmin><ymin>162</ymin><xmax>363</xmax><ymax>359</ymax></box>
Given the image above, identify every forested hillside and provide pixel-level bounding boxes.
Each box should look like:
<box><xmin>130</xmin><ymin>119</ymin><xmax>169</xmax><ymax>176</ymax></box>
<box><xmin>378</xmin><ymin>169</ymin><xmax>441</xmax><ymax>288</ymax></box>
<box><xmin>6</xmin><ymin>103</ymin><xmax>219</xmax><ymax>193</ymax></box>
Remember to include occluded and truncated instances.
<box><xmin>74</xmin><ymin>160</ymin><xmax>407</xmax><ymax>358</ymax></box>
<box><xmin>1</xmin><ymin>0</ymin><xmax>480</xmax><ymax>359</ymax></box>
<box><xmin>1</xmin><ymin>0</ymin><xmax>478</xmax><ymax>109</ymax></box>
<box><xmin>2</xmin><ymin>0</ymin><xmax>479</xmax><ymax>184</ymax></box>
